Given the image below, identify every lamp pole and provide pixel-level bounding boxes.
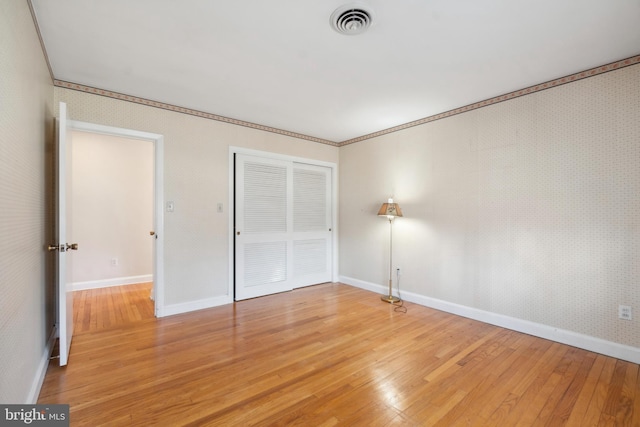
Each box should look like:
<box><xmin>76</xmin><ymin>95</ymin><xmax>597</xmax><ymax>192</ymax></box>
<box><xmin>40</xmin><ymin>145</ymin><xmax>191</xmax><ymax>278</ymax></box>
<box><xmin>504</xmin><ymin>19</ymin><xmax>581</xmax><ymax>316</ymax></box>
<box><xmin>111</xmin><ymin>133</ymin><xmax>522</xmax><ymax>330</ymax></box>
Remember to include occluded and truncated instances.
<box><xmin>381</xmin><ymin>216</ymin><xmax>400</xmax><ymax>303</ymax></box>
<box><xmin>378</xmin><ymin>198</ymin><xmax>402</xmax><ymax>304</ymax></box>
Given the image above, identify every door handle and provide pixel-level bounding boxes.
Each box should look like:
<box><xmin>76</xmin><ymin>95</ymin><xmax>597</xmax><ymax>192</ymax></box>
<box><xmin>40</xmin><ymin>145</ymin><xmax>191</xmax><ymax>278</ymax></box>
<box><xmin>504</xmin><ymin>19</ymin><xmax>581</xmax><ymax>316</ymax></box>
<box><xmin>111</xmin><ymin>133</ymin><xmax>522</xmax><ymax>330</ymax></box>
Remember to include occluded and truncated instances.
<box><xmin>48</xmin><ymin>243</ymin><xmax>77</xmax><ymax>252</ymax></box>
<box><xmin>150</xmin><ymin>231</ymin><xmax>155</xmax><ymax>236</ymax></box>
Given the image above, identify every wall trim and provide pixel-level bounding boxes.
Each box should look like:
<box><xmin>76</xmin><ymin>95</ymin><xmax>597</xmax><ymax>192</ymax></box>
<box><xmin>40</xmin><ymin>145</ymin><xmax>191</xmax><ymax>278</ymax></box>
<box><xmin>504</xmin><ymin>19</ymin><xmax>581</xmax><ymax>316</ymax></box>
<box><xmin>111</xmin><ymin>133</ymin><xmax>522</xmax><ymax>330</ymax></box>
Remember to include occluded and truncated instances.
<box><xmin>339</xmin><ymin>276</ymin><xmax>640</xmax><ymax>365</ymax></box>
<box><xmin>339</xmin><ymin>54</ymin><xmax>640</xmax><ymax>146</ymax></box>
<box><xmin>71</xmin><ymin>275</ymin><xmax>153</xmax><ymax>291</ymax></box>
<box><xmin>158</xmin><ymin>295</ymin><xmax>233</xmax><ymax>318</ymax></box>
<box><xmin>27</xmin><ymin>326</ymin><xmax>57</xmax><ymax>404</ymax></box>
<box><xmin>53</xmin><ymin>80</ymin><xmax>337</xmax><ymax>147</ymax></box>
<box><xmin>51</xmin><ymin>55</ymin><xmax>640</xmax><ymax>148</ymax></box>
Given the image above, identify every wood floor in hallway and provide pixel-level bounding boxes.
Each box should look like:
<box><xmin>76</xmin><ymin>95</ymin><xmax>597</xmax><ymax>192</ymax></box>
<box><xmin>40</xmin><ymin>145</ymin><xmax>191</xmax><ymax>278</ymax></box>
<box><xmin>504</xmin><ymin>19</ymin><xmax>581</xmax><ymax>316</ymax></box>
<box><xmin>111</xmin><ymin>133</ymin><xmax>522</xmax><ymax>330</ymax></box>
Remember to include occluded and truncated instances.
<box><xmin>39</xmin><ymin>283</ymin><xmax>639</xmax><ymax>426</ymax></box>
<box><xmin>73</xmin><ymin>282</ymin><xmax>155</xmax><ymax>334</ymax></box>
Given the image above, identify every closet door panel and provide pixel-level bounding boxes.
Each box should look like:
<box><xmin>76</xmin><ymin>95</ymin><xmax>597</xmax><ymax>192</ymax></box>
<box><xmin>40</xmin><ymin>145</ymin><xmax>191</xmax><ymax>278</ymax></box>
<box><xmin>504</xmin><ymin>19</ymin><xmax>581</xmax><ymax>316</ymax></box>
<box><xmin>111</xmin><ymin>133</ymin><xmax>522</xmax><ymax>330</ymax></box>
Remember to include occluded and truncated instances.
<box><xmin>291</xmin><ymin>163</ymin><xmax>332</xmax><ymax>288</ymax></box>
<box><xmin>235</xmin><ymin>154</ymin><xmax>293</xmax><ymax>300</ymax></box>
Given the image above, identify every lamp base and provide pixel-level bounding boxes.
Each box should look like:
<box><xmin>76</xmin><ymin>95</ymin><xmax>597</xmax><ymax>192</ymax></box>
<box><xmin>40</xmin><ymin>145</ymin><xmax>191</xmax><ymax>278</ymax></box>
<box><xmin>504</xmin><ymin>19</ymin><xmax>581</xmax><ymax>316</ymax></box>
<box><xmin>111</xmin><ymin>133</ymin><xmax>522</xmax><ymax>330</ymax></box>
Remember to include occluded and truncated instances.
<box><xmin>380</xmin><ymin>294</ymin><xmax>401</xmax><ymax>304</ymax></box>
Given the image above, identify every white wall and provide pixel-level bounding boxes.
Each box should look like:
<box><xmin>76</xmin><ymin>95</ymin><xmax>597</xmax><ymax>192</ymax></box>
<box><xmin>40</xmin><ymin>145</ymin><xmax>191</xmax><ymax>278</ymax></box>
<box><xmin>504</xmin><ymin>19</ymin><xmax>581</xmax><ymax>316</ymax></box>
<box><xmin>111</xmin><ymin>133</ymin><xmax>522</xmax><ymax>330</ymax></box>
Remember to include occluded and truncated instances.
<box><xmin>339</xmin><ymin>64</ymin><xmax>640</xmax><ymax>359</ymax></box>
<box><xmin>54</xmin><ymin>87</ymin><xmax>339</xmax><ymax>312</ymax></box>
<box><xmin>71</xmin><ymin>131</ymin><xmax>153</xmax><ymax>288</ymax></box>
<box><xmin>0</xmin><ymin>1</ymin><xmax>55</xmax><ymax>403</ymax></box>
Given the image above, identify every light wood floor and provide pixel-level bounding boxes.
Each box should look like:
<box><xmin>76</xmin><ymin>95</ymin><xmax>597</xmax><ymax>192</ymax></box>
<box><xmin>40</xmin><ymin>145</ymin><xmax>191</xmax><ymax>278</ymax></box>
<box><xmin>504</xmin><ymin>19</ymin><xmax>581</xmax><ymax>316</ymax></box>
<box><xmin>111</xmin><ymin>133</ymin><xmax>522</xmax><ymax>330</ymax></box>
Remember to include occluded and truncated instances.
<box><xmin>39</xmin><ymin>283</ymin><xmax>639</xmax><ymax>426</ymax></box>
<box><xmin>73</xmin><ymin>283</ymin><xmax>155</xmax><ymax>334</ymax></box>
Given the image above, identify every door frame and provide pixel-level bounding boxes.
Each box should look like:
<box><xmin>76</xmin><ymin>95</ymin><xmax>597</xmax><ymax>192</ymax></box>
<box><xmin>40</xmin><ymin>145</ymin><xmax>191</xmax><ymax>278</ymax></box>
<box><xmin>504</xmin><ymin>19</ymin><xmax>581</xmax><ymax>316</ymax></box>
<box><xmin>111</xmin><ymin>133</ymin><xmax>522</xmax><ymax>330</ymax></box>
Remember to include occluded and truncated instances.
<box><xmin>228</xmin><ymin>147</ymin><xmax>338</xmax><ymax>299</ymax></box>
<box><xmin>68</xmin><ymin>120</ymin><xmax>166</xmax><ymax>316</ymax></box>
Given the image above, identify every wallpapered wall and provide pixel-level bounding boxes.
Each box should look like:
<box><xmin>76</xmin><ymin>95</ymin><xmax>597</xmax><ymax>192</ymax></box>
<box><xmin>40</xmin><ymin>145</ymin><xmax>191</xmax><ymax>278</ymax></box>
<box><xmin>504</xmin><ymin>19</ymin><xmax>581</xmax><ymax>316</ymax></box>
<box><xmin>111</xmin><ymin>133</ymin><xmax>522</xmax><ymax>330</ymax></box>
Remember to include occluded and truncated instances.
<box><xmin>0</xmin><ymin>1</ymin><xmax>54</xmax><ymax>403</ymax></box>
<box><xmin>339</xmin><ymin>63</ymin><xmax>640</xmax><ymax>350</ymax></box>
<box><xmin>53</xmin><ymin>87</ymin><xmax>339</xmax><ymax>307</ymax></box>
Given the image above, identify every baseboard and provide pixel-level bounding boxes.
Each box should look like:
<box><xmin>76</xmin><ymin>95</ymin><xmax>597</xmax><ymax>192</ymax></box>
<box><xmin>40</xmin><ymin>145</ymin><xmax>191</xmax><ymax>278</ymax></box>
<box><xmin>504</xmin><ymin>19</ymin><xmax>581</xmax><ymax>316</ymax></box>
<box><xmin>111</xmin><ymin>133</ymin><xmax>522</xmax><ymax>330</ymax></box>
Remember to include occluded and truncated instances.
<box><xmin>158</xmin><ymin>295</ymin><xmax>233</xmax><ymax>317</ymax></box>
<box><xmin>339</xmin><ymin>275</ymin><xmax>640</xmax><ymax>364</ymax></box>
<box><xmin>26</xmin><ymin>326</ymin><xmax>57</xmax><ymax>404</ymax></box>
<box><xmin>71</xmin><ymin>274</ymin><xmax>153</xmax><ymax>291</ymax></box>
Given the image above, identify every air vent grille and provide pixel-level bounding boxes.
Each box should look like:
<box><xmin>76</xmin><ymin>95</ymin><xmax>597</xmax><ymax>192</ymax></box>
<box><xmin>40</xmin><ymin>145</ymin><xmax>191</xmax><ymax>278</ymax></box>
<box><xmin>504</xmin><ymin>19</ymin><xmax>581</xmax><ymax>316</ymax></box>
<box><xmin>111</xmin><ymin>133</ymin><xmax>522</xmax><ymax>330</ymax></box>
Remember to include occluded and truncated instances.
<box><xmin>330</xmin><ymin>5</ymin><xmax>373</xmax><ymax>35</ymax></box>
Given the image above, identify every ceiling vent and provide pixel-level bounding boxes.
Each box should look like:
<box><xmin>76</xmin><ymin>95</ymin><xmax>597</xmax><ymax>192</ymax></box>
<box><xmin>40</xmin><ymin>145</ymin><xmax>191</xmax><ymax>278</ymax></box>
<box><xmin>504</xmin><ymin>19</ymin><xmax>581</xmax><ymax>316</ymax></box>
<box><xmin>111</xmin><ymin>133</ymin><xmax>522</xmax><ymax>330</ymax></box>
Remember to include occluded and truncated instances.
<box><xmin>330</xmin><ymin>4</ymin><xmax>374</xmax><ymax>35</ymax></box>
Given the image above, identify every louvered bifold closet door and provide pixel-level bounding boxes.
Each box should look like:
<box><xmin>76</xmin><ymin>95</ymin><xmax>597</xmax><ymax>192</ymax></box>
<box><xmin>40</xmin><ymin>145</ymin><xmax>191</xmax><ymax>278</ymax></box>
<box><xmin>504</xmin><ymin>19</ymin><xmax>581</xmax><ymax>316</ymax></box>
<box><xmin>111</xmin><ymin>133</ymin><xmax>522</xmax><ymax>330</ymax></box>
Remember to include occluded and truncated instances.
<box><xmin>235</xmin><ymin>154</ymin><xmax>293</xmax><ymax>300</ymax></box>
<box><xmin>291</xmin><ymin>163</ymin><xmax>332</xmax><ymax>288</ymax></box>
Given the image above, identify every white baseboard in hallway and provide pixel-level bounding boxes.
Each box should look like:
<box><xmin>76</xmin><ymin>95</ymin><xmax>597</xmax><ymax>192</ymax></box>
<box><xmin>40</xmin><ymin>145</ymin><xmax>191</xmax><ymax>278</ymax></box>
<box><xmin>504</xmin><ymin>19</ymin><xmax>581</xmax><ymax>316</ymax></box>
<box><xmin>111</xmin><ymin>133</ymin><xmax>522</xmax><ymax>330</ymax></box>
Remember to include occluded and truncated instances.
<box><xmin>71</xmin><ymin>275</ymin><xmax>153</xmax><ymax>291</ymax></box>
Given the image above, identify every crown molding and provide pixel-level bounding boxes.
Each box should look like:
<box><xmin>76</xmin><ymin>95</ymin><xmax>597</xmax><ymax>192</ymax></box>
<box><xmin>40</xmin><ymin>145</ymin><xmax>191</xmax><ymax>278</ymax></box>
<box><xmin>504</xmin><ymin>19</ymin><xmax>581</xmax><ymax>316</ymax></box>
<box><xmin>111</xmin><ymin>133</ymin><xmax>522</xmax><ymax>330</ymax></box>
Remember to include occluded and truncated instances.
<box><xmin>52</xmin><ymin>80</ymin><xmax>339</xmax><ymax>147</ymax></box>
<box><xmin>340</xmin><ymin>54</ymin><xmax>640</xmax><ymax>146</ymax></box>
<box><xmin>54</xmin><ymin>54</ymin><xmax>640</xmax><ymax>148</ymax></box>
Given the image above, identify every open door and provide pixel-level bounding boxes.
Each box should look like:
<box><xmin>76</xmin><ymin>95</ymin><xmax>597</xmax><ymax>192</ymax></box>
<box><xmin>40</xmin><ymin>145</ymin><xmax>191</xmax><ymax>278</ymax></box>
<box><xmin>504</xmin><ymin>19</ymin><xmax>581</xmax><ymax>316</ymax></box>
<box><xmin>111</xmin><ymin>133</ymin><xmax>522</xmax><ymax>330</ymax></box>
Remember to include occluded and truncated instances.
<box><xmin>50</xmin><ymin>102</ymin><xmax>77</xmax><ymax>366</ymax></box>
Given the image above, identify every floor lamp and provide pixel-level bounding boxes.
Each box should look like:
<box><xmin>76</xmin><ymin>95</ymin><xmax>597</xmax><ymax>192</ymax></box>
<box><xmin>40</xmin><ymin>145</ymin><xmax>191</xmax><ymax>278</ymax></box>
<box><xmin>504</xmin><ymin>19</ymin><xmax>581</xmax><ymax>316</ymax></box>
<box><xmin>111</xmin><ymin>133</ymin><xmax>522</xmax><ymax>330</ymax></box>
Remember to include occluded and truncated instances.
<box><xmin>378</xmin><ymin>198</ymin><xmax>403</xmax><ymax>303</ymax></box>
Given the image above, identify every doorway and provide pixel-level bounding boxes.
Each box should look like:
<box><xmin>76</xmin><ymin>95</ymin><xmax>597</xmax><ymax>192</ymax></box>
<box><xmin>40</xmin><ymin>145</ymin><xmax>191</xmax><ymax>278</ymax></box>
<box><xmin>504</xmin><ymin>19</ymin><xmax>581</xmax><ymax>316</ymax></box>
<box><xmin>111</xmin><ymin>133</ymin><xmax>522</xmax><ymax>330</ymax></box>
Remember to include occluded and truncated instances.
<box><xmin>70</xmin><ymin>130</ymin><xmax>154</xmax><ymax>332</ymax></box>
<box><xmin>66</xmin><ymin>120</ymin><xmax>165</xmax><ymax>320</ymax></box>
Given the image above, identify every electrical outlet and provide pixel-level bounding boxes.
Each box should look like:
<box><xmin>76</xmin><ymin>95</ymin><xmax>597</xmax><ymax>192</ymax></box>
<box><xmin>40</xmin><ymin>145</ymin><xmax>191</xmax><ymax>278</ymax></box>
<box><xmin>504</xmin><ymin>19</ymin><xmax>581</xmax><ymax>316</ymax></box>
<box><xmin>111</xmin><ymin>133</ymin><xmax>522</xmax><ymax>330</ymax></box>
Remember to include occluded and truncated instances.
<box><xmin>619</xmin><ymin>305</ymin><xmax>632</xmax><ymax>320</ymax></box>
<box><xmin>111</xmin><ymin>257</ymin><xmax>118</xmax><ymax>267</ymax></box>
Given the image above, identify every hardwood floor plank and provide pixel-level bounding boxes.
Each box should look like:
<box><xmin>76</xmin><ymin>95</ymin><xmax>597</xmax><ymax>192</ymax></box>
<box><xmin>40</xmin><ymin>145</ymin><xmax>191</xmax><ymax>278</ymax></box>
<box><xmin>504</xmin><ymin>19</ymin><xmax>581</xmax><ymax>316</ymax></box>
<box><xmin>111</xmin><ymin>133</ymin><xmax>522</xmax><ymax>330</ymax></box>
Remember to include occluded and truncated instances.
<box><xmin>423</xmin><ymin>326</ymin><xmax>503</xmax><ymax>383</ymax></box>
<box><xmin>612</xmin><ymin>361</ymin><xmax>637</xmax><ymax>425</ymax></box>
<box><xmin>112</xmin><ymin>286</ymin><xmax>125</xmax><ymax>324</ymax></box>
<box><xmin>38</xmin><ymin>283</ymin><xmax>640</xmax><ymax>426</ymax></box>
<box><xmin>71</xmin><ymin>283</ymin><xmax>154</xmax><ymax>335</ymax></box>
<box><xmin>496</xmin><ymin>342</ymin><xmax>568</xmax><ymax>426</ymax></box>
<box><xmin>420</xmin><ymin>388</ymin><xmax>468</xmax><ymax>425</ymax></box>
<box><xmin>632</xmin><ymin>363</ymin><xmax>640</xmax><ymax>426</ymax></box>
<box><xmin>603</xmin><ymin>359</ymin><xmax>629</xmax><ymax>418</ymax></box>
<box><xmin>532</xmin><ymin>347</ymin><xmax>586</xmax><ymax>425</ymax></box>
<box><xmin>89</xmin><ymin>288</ymin><xmax>98</xmax><ymax>331</ymax></box>
<box><xmin>564</xmin><ymin>354</ymin><xmax>607</xmax><ymax>426</ymax></box>
<box><xmin>482</xmin><ymin>336</ymin><xmax>558</xmax><ymax>423</ymax></box>
<box><xmin>430</xmin><ymin>340</ymin><xmax>518</xmax><ymax>426</ymax></box>
<box><xmin>580</xmin><ymin>356</ymin><xmax>618</xmax><ymax>426</ymax></box>
<box><xmin>547</xmin><ymin>350</ymin><xmax>597</xmax><ymax>425</ymax></box>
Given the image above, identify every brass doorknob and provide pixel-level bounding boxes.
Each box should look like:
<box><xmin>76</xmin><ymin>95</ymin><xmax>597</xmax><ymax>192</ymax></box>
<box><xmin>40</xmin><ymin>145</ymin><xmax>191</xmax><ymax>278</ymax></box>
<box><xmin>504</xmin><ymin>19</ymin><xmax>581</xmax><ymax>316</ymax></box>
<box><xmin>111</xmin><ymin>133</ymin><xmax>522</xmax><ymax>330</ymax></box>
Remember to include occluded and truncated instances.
<box><xmin>150</xmin><ymin>231</ymin><xmax>155</xmax><ymax>236</ymax></box>
<box><xmin>47</xmin><ymin>244</ymin><xmax>59</xmax><ymax>252</ymax></box>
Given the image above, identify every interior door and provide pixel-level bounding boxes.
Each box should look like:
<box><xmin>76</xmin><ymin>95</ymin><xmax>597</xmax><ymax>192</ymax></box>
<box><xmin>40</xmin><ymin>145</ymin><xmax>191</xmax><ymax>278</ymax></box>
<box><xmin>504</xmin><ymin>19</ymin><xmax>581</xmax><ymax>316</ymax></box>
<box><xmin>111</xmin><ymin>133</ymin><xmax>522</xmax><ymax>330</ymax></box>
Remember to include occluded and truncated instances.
<box><xmin>56</xmin><ymin>102</ymin><xmax>75</xmax><ymax>366</ymax></box>
<box><xmin>235</xmin><ymin>154</ymin><xmax>293</xmax><ymax>300</ymax></box>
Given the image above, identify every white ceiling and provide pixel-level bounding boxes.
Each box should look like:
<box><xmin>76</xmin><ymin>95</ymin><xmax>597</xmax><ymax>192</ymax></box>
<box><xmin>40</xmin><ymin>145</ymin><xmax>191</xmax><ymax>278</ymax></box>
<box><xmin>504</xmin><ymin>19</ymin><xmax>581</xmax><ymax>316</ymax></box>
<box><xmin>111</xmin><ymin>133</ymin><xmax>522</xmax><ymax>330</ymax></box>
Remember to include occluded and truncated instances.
<box><xmin>31</xmin><ymin>0</ymin><xmax>640</xmax><ymax>143</ymax></box>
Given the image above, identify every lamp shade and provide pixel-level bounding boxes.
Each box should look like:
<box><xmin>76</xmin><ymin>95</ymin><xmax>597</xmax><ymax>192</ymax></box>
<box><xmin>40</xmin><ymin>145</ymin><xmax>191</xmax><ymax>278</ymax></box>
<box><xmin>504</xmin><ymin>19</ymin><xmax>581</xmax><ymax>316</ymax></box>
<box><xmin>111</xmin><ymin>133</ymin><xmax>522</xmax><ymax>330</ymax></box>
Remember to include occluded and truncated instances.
<box><xmin>378</xmin><ymin>198</ymin><xmax>403</xmax><ymax>218</ymax></box>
